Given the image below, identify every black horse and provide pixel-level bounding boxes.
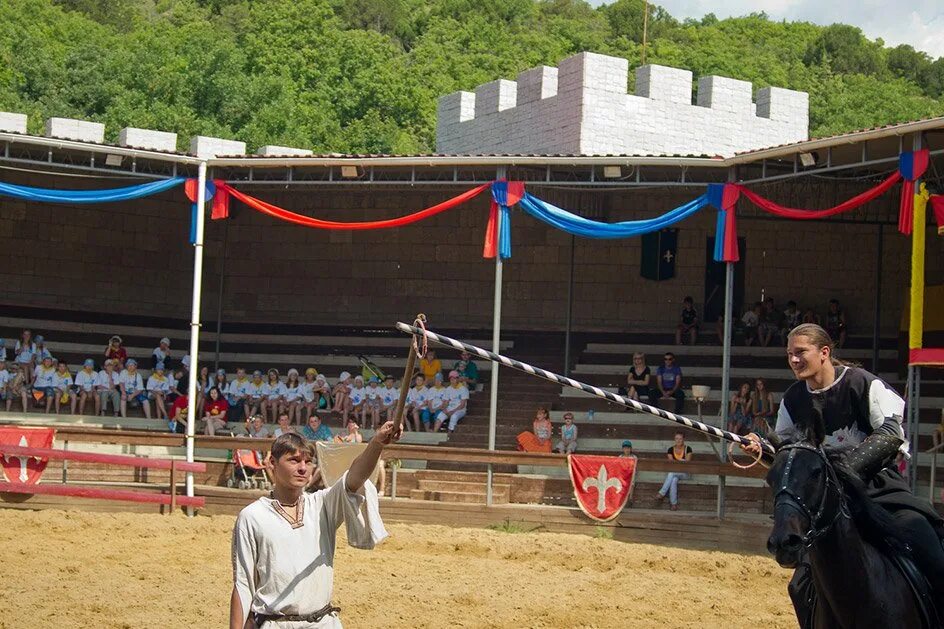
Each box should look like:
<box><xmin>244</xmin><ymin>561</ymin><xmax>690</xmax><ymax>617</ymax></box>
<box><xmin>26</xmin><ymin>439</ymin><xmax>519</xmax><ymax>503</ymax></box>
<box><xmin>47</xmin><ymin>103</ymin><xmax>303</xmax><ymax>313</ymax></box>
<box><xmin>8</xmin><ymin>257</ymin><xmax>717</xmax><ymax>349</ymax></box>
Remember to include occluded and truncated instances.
<box><xmin>766</xmin><ymin>438</ymin><xmax>937</xmax><ymax>628</ymax></box>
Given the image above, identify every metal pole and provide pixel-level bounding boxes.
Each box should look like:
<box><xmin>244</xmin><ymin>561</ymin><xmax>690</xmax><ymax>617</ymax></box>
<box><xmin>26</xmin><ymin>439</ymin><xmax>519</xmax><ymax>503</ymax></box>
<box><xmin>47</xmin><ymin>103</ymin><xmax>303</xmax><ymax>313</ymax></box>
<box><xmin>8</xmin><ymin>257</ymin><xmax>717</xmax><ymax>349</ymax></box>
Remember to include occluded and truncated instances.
<box><xmin>564</xmin><ymin>235</ymin><xmax>575</xmax><ymax>376</ymax></box>
<box><xmin>717</xmin><ymin>168</ymin><xmax>737</xmax><ymax>518</ymax></box>
<box><xmin>486</xmin><ymin>166</ymin><xmax>505</xmax><ymax>506</ymax></box>
<box><xmin>213</xmin><ymin>215</ymin><xmax>230</xmax><ymax>371</ymax></box>
<box><xmin>912</xmin><ymin>366</ymin><xmax>922</xmax><ymax>491</ymax></box>
<box><xmin>872</xmin><ymin>224</ymin><xmax>883</xmax><ymax>373</ymax></box>
<box><xmin>185</xmin><ymin>160</ymin><xmax>208</xmax><ymax>515</ymax></box>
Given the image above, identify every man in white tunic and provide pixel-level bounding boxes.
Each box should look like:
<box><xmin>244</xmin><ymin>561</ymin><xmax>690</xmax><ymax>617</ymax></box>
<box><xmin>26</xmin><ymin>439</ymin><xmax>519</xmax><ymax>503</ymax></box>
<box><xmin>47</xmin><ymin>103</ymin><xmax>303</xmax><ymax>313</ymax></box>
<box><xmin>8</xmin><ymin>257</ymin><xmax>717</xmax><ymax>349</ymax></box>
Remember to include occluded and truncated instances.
<box><xmin>230</xmin><ymin>421</ymin><xmax>397</xmax><ymax>628</ymax></box>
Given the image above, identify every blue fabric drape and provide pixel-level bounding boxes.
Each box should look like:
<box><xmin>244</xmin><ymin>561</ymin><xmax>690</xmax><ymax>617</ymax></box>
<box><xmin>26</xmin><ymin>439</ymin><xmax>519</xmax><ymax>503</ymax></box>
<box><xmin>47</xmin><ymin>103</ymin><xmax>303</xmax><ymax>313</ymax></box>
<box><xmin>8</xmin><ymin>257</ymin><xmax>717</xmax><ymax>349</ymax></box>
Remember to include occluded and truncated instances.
<box><xmin>516</xmin><ymin>192</ymin><xmax>710</xmax><ymax>240</ymax></box>
<box><xmin>490</xmin><ymin>181</ymin><xmax>516</xmax><ymax>259</ymax></box>
<box><xmin>0</xmin><ymin>177</ymin><xmax>186</xmax><ymax>204</ymax></box>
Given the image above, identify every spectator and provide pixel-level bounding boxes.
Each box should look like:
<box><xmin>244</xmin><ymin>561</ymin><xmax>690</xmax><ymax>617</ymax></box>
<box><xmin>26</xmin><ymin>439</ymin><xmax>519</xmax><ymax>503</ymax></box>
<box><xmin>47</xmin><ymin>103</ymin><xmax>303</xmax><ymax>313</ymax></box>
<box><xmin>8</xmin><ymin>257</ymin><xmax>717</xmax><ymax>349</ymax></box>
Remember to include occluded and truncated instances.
<box><xmin>245</xmin><ymin>370</ymin><xmax>267</xmax><ymax>420</ymax></box>
<box><xmin>0</xmin><ymin>338</ymin><xmax>5</xmax><ymax>363</ymax></box>
<box><xmin>675</xmin><ymin>296</ymin><xmax>699</xmax><ymax>345</ymax></box>
<box><xmin>169</xmin><ymin>391</ymin><xmax>189</xmax><ymax>434</ymax></box>
<box><xmin>758</xmin><ymin>297</ymin><xmax>782</xmax><ymax>347</ymax></box>
<box><xmin>283</xmin><ymin>369</ymin><xmax>303</xmax><ymax>425</ymax></box>
<box><xmin>825</xmin><ymin>298</ymin><xmax>848</xmax><ymax>348</ymax></box>
<box><xmin>97</xmin><ymin>359</ymin><xmax>121</xmax><ymax>417</ymax></box>
<box><xmin>146</xmin><ymin>362</ymin><xmax>172</xmax><ymax>421</ymax></box>
<box><xmin>656</xmin><ymin>431</ymin><xmax>692</xmax><ymax>511</ymax></box>
<box><xmin>152</xmin><ymin>337</ymin><xmax>171</xmax><ymax>370</ymax></box>
<box><xmin>727</xmin><ymin>382</ymin><xmax>753</xmax><ymax>436</ymax></box>
<box><xmin>167</xmin><ymin>368</ymin><xmax>186</xmax><ymax>404</ymax></box>
<box><xmin>7</xmin><ymin>365</ymin><xmax>28</xmax><ymax>413</ymax></box>
<box><xmin>32</xmin><ymin>355</ymin><xmax>58</xmax><ymax>413</ymax></box>
<box><xmin>244</xmin><ymin>413</ymin><xmax>270</xmax><ymax>439</ymax></box>
<box><xmin>425</xmin><ymin>373</ymin><xmax>448</xmax><ymax>431</ymax></box>
<box><xmin>365</xmin><ymin>376</ymin><xmax>384</xmax><ymax>429</ymax></box>
<box><xmin>119</xmin><ymin>359</ymin><xmax>151</xmax><ymax>419</ymax></box>
<box><xmin>52</xmin><ymin>359</ymin><xmax>72</xmax><ymax>415</ymax></box>
<box><xmin>420</xmin><ymin>349</ymin><xmax>442</xmax><ymax>384</ymax></box>
<box><xmin>452</xmin><ymin>351</ymin><xmax>479</xmax><ymax>389</ymax></box>
<box><xmin>619</xmin><ymin>439</ymin><xmax>636</xmax><ymax>460</ymax></box>
<box><xmin>0</xmin><ymin>359</ymin><xmax>10</xmax><ymax>410</ymax></box>
<box><xmin>14</xmin><ymin>329</ymin><xmax>36</xmax><ymax>385</ymax></box>
<box><xmin>262</xmin><ymin>369</ymin><xmax>285</xmax><ymax>424</ymax></box>
<box><xmin>303</xmin><ymin>372</ymin><xmax>330</xmax><ymax>421</ymax></box>
<box><xmin>801</xmin><ymin>308</ymin><xmax>820</xmax><ymax>325</ymax></box>
<box><xmin>203</xmin><ymin>386</ymin><xmax>229</xmax><ymax>436</ymax></box>
<box><xmin>302</xmin><ymin>414</ymin><xmax>334</xmax><ymax>442</ymax></box>
<box><xmin>273</xmin><ymin>411</ymin><xmax>295</xmax><ymax>438</ymax></box>
<box><xmin>379</xmin><ymin>375</ymin><xmax>399</xmax><ymax>426</ymax></box>
<box><xmin>73</xmin><ymin>359</ymin><xmax>99</xmax><ymax>415</ymax></box>
<box><xmin>195</xmin><ymin>366</ymin><xmax>211</xmax><ymax>416</ymax></box>
<box><xmin>620</xmin><ymin>352</ymin><xmax>654</xmax><ymax>405</ymax></box>
<box><xmin>555</xmin><ymin>412</ymin><xmax>578</xmax><ymax>454</ymax></box>
<box><xmin>33</xmin><ymin>336</ymin><xmax>52</xmax><ymax>364</ymax></box>
<box><xmin>750</xmin><ymin>378</ymin><xmax>776</xmax><ymax>435</ymax></box>
<box><xmin>334</xmin><ymin>419</ymin><xmax>363</xmax><ymax>444</ymax></box>
<box><xmin>405</xmin><ymin>374</ymin><xmax>429</xmax><ymax>432</ymax></box>
<box><xmin>298</xmin><ymin>368</ymin><xmax>321</xmax><ymax>422</ymax></box>
<box><xmin>516</xmin><ymin>406</ymin><xmax>553</xmax><ymax>452</ymax></box>
<box><xmin>332</xmin><ymin>371</ymin><xmax>353</xmax><ymax>423</ymax></box>
<box><xmin>225</xmin><ymin>368</ymin><xmax>250</xmax><ymax>423</ymax></box>
<box><xmin>433</xmin><ymin>370</ymin><xmax>469</xmax><ymax>433</ymax></box>
<box><xmin>104</xmin><ymin>335</ymin><xmax>127</xmax><ymax>367</ymax></box>
<box><xmin>655</xmin><ymin>352</ymin><xmax>685</xmax><ymax>414</ymax></box>
<box><xmin>781</xmin><ymin>300</ymin><xmax>801</xmax><ymax>343</ymax></box>
<box><xmin>349</xmin><ymin>375</ymin><xmax>368</xmax><ymax>425</ymax></box>
<box><xmin>741</xmin><ymin>303</ymin><xmax>761</xmax><ymax>346</ymax></box>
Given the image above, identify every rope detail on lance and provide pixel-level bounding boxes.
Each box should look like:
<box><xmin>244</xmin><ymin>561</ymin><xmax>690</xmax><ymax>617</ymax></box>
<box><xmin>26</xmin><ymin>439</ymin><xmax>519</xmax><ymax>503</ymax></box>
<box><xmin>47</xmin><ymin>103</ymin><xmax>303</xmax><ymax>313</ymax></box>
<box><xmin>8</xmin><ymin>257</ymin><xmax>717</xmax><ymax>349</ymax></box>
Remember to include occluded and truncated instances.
<box><xmin>394</xmin><ymin>321</ymin><xmax>776</xmax><ymax>456</ymax></box>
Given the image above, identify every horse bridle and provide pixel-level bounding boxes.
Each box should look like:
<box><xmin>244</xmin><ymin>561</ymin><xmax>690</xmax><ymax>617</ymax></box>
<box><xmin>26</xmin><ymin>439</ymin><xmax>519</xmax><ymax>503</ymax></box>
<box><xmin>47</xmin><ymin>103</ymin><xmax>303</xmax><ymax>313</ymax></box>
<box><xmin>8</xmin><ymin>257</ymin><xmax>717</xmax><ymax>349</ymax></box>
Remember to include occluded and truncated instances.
<box><xmin>773</xmin><ymin>443</ymin><xmax>849</xmax><ymax>548</ymax></box>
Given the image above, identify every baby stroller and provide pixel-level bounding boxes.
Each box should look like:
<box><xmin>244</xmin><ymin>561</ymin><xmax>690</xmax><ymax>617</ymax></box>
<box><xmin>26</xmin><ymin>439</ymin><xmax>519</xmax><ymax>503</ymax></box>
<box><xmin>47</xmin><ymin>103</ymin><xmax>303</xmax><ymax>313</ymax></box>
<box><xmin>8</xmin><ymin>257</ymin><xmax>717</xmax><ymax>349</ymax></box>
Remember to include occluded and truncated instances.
<box><xmin>228</xmin><ymin>448</ymin><xmax>271</xmax><ymax>490</ymax></box>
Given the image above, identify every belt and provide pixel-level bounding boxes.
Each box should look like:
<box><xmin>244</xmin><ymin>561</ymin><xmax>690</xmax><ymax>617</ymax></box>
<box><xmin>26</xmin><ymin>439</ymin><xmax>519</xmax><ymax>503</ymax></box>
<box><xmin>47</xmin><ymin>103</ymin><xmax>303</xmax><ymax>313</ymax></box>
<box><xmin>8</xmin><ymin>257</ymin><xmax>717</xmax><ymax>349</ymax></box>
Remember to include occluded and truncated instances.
<box><xmin>254</xmin><ymin>603</ymin><xmax>340</xmax><ymax>627</ymax></box>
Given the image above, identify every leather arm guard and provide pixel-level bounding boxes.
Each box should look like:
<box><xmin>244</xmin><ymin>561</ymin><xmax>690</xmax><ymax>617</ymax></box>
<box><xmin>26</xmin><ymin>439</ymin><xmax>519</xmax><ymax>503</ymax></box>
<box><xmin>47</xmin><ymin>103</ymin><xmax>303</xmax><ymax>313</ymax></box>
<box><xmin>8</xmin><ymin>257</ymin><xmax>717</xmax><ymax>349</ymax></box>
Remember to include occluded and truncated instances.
<box><xmin>845</xmin><ymin>433</ymin><xmax>905</xmax><ymax>479</ymax></box>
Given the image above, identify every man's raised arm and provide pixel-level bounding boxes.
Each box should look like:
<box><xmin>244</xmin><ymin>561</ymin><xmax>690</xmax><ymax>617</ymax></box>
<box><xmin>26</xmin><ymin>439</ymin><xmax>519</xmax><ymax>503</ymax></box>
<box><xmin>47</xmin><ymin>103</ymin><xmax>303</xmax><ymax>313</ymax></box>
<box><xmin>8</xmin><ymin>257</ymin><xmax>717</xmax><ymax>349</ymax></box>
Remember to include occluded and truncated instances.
<box><xmin>346</xmin><ymin>420</ymin><xmax>400</xmax><ymax>493</ymax></box>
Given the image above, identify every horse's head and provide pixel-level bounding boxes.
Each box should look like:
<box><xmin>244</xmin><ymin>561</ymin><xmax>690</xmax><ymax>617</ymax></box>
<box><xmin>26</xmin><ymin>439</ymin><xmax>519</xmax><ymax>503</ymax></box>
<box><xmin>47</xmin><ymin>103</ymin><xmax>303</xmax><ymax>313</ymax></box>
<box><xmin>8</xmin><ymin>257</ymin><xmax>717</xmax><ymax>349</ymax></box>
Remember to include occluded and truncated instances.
<box><xmin>766</xmin><ymin>439</ymin><xmax>843</xmax><ymax>568</ymax></box>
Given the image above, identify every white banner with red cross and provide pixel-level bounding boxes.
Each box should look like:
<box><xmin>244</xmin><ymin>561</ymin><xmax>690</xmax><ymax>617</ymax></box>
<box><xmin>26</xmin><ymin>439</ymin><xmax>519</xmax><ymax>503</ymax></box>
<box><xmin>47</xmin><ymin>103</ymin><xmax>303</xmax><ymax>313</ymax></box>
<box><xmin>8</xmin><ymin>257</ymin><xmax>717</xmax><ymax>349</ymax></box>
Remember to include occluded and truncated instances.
<box><xmin>0</xmin><ymin>427</ymin><xmax>55</xmax><ymax>485</ymax></box>
<box><xmin>568</xmin><ymin>454</ymin><xmax>637</xmax><ymax>522</ymax></box>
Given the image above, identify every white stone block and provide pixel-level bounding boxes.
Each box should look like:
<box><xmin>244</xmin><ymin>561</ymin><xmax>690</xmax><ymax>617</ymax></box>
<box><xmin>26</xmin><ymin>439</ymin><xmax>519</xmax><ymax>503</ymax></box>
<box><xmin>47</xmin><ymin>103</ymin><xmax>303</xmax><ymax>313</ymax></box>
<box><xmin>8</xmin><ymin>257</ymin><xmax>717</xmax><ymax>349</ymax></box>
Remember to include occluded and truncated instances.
<box><xmin>118</xmin><ymin>127</ymin><xmax>178</xmax><ymax>152</ymax></box>
<box><xmin>517</xmin><ymin>66</ymin><xmax>558</xmax><ymax>104</ymax></box>
<box><xmin>189</xmin><ymin>136</ymin><xmax>246</xmax><ymax>158</ymax></box>
<box><xmin>475</xmin><ymin>80</ymin><xmax>517</xmax><ymax>114</ymax></box>
<box><xmin>636</xmin><ymin>65</ymin><xmax>692</xmax><ymax>105</ymax></box>
<box><xmin>0</xmin><ymin>112</ymin><xmax>27</xmax><ymax>134</ymax></box>
<box><xmin>256</xmin><ymin>145</ymin><xmax>314</xmax><ymax>157</ymax></box>
<box><xmin>45</xmin><ymin>117</ymin><xmax>105</xmax><ymax>143</ymax></box>
<box><xmin>559</xmin><ymin>52</ymin><xmax>628</xmax><ymax>94</ymax></box>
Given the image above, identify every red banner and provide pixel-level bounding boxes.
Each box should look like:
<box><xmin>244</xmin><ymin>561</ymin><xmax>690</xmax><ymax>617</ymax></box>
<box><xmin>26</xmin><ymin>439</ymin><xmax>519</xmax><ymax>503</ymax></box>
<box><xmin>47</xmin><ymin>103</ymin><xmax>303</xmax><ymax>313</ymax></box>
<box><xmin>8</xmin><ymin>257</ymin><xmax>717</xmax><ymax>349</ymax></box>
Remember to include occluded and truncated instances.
<box><xmin>568</xmin><ymin>454</ymin><xmax>636</xmax><ymax>522</ymax></box>
<box><xmin>0</xmin><ymin>427</ymin><xmax>54</xmax><ymax>485</ymax></box>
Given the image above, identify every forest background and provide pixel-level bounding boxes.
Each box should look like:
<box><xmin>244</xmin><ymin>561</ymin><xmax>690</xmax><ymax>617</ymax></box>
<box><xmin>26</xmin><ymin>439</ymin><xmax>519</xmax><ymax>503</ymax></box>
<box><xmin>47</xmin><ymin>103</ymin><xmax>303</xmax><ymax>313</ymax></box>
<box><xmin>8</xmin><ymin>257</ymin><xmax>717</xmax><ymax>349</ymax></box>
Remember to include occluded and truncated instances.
<box><xmin>4</xmin><ymin>0</ymin><xmax>944</xmax><ymax>154</ymax></box>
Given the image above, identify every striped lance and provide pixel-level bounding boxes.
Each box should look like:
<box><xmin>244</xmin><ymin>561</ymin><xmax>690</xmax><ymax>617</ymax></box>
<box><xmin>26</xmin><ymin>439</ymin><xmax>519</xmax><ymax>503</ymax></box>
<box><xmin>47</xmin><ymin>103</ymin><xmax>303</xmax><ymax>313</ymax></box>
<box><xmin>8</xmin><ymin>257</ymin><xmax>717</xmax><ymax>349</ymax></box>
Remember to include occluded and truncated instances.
<box><xmin>395</xmin><ymin>321</ymin><xmax>776</xmax><ymax>456</ymax></box>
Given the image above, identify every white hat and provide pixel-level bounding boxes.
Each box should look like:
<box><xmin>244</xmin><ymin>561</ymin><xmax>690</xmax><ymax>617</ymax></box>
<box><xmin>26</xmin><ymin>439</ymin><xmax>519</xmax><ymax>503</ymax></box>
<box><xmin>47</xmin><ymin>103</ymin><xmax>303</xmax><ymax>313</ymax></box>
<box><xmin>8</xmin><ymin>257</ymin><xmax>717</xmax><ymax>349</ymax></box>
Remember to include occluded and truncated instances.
<box><xmin>181</xmin><ymin>355</ymin><xmax>191</xmax><ymax>368</ymax></box>
<box><xmin>339</xmin><ymin>371</ymin><xmax>351</xmax><ymax>381</ymax></box>
<box><xmin>160</xmin><ymin>337</ymin><xmax>170</xmax><ymax>346</ymax></box>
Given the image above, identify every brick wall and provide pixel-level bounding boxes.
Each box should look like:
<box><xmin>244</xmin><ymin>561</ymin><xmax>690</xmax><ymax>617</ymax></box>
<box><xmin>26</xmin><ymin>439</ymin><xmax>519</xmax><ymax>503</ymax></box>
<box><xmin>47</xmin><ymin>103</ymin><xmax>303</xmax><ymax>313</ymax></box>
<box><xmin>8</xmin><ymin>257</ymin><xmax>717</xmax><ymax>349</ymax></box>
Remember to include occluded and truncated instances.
<box><xmin>0</xmin><ymin>170</ymin><xmax>934</xmax><ymax>335</ymax></box>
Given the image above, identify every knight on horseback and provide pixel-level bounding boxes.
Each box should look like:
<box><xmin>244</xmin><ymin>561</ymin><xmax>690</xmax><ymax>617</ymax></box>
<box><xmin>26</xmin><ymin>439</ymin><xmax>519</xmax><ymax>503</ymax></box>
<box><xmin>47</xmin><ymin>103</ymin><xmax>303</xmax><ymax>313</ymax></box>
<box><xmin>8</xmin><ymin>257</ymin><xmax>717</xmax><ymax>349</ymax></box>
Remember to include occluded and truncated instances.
<box><xmin>743</xmin><ymin>323</ymin><xmax>944</xmax><ymax>627</ymax></box>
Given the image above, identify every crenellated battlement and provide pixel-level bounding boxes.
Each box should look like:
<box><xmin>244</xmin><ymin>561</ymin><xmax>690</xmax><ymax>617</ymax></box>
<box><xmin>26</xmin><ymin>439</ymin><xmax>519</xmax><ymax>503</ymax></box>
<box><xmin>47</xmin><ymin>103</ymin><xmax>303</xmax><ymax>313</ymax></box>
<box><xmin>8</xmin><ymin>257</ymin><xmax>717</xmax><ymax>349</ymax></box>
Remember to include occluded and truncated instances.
<box><xmin>436</xmin><ymin>52</ymin><xmax>809</xmax><ymax>156</ymax></box>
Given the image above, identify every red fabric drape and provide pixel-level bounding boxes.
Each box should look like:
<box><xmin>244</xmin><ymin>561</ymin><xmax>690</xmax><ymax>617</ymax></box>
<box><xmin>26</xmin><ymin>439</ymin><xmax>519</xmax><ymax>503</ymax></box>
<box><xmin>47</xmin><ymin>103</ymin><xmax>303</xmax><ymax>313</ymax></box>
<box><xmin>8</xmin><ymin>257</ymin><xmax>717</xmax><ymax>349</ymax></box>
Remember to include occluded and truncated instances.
<box><xmin>931</xmin><ymin>195</ymin><xmax>944</xmax><ymax>236</ymax></box>
<box><xmin>483</xmin><ymin>201</ymin><xmax>499</xmax><ymax>258</ymax></box>
<box><xmin>213</xmin><ymin>181</ymin><xmax>491</xmax><ymax>230</ymax></box>
<box><xmin>899</xmin><ymin>181</ymin><xmax>916</xmax><ymax>234</ymax></box>
<box><xmin>734</xmin><ymin>172</ymin><xmax>902</xmax><ymax>219</ymax></box>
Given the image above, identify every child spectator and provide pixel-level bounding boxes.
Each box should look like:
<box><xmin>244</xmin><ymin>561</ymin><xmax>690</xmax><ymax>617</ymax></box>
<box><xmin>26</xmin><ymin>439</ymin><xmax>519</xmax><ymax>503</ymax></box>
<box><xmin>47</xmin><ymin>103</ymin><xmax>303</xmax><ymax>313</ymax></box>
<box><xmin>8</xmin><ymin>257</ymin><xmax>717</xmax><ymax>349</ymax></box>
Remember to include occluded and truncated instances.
<box><xmin>452</xmin><ymin>351</ymin><xmax>479</xmax><ymax>388</ymax></box>
<box><xmin>675</xmin><ymin>296</ymin><xmax>699</xmax><ymax>345</ymax></box>
<box><xmin>406</xmin><ymin>374</ymin><xmax>429</xmax><ymax>432</ymax></box>
<box><xmin>332</xmin><ymin>371</ymin><xmax>353</xmax><ymax>423</ymax></box>
<box><xmin>169</xmin><ymin>390</ymin><xmax>189</xmax><ymax>434</ymax></box>
<box><xmin>516</xmin><ymin>406</ymin><xmax>553</xmax><ymax>452</ymax></box>
<box><xmin>379</xmin><ymin>375</ymin><xmax>399</xmax><ymax>426</ymax></box>
<box><xmin>73</xmin><ymin>359</ymin><xmax>99</xmax><ymax>415</ymax></box>
<box><xmin>33</xmin><ymin>336</ymin><xmax>52</xmax><ymax>364</ymax></box>
<box><xmin>349</xmin><ymin>375</ymin><xmax>368</xmax><ymax>425</ymax></box>
<box><xmin>97</xmin><ymin>359</ymin><xmax>121</xmax><ymax>417</ymax></box>
<box><xmin>302</xmin><ymin>414</ymin><xmax>334</xmax><ymax>442</ymax></box>
<box><xmin>619</xmin><ymin>440</ymin><xmax>636</xmax><ymax>460</ymax></box>
<box><xmin>262</xmin><ymin>369</ymin><xmax>285</xmax><ymax>423</ymax></box>
<box><xmin>152</xmin><ymin>337</ymin><xmax>171</xmax><ymax>370</ymax></box>
<box><xmin>434</xmin><ymin>371</ymin><xmax>469</xmax><ymax>433</ymax></box>
<box><xmin>7</xmin><ymin>366</ymin><xmax>28</xmax><ymax>413</ymax></box>
<box><xmin>298</xmin><ymin>368</ymin><xmax>320</xmax><ymax>422</ymax></box>
<box><xmin>32</xmin><ymin>355</ymin><xmax>58</xmax><ymax>413</ymax></box>
<box><xmin>244</xmin><ymin>413</ymin><xmax>270</xmax><ymax>439</ymax></box>
<box><xmin>104</xmin><ymin>335</ymin><xmax>127</xmax><ymax>367</ymax></box>
<box><xmin>119</xmin><ymin>359</ymin><xmax>151</xmax><ymax>419</ymax></box>
<box><xmin>195</xmin><ymin>366</ymin><xmax>211</xmax><ymax>416</ymax></box>
<box><xmin>420</xmin><ymin>349</ymin><xmax>442</xmax><ymax>384</ymax></box>
<box><xmin>225</xmin><ymin>368</ymin><xmax>250</xmax><ymax>423</ymax></box>
<box><xmin>365</xmin><ymin>376</ymin><xmax>383</xmax><ymax>429</ymax></box>
<box><xmin>555</xmin><ymin>412</ymin><xmax>578</xmax><ymax>454</ymax></box>
<box><xmin>0</xmin><ymin>338</ymin><xmax>5</xmax><ymax>363</ymax></box>
<box><xmin>334</xmin><ymin>419</ymin><xmax>363</xmax><ymax>444</ymax></box>
<box><xmin>52</xmin><ymin>359</ymin><xmax>73</xmax><ymax>415</ymax></box>
<box><xmin>146</xmin><ymin>362</ymin><xmax>172</xmax><ymax>420</ymax></box>
<box><xmin>425</xmin><ymin>373</ymin><xmax>448</xmax><ymax>430</ymax></box>
<box><xmin>656</xmin><ymin>431</ymin><xmax>692</xmax><ymax>511</ymax></box>
<box><xmin>825</xmin><ymin>298</ymin><xmax>848</xmax><ymax>348</ymax></box>
<box><xmin>741</xmin><ymin>302</ymin><xmax>761</xmax><ymax>346</ymax></box>
<box><xmin>620</xmin><ymin>352</ymin><xmax>654</xmax><ymax>405</ymax></box>
<box><xmin>727</xmin><ymin>382</ymin><xmax>753</xmax><ymax>436</ymax></box>
<box><xmin>0</xmin><ymin>359</ymin><xmax>10</xmax><ymax>410</ymax></box>
<box><xmin>781</xmin><ymin>300</ymin><xmax>801</xmax><ymax>342</ymax></box>
<box><xmin>283</xmin><ymin>369</ymin><xmax>303</xmax><ymax>425</ymax></box>
<box><xmin>14</xmin><ymin>329</ymin><xmax>36</xmax><ymax>385</ymax></box>
<box><xmin>245</xmin><ymin>370</ymin><xmax>267</xmax><ymax>420</ymax></box>
<box><xmin>750</xmin><ymin>378</ymin><xmax>776</xmax><ymax>435</ymax></box>
<box><xmin>273</xmin><ymin>412</ymin><xmax>295</xmax><ymax>438</ymax></box>
<box><xmin>655</xmin><ymin>352</ymin><xmax>685</xmax><ymax>413</ymax></box>
<box><xmin>203</xmin><ymin>386</ymin><xmax>230</xmax><ymax>436</ymax></box>
<box><xmin>801</xmin><ymin>308</ymin><xmax>819</xmax><ymax>325</ymax></box>
<box><xmin>758</xmin><ymin>297</ymin><xmax>782</xmax><ymax>347</ymax></box>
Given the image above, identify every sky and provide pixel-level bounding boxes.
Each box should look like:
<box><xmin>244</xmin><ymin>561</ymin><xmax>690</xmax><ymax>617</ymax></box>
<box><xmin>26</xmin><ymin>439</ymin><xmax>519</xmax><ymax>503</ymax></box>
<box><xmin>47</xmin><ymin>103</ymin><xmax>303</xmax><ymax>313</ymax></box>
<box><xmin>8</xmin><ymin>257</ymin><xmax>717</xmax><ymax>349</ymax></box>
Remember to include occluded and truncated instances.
<box><xmin>590</xmin><ymin>0</ymin><xmax>944</xmax><ymax>59</ymax></box>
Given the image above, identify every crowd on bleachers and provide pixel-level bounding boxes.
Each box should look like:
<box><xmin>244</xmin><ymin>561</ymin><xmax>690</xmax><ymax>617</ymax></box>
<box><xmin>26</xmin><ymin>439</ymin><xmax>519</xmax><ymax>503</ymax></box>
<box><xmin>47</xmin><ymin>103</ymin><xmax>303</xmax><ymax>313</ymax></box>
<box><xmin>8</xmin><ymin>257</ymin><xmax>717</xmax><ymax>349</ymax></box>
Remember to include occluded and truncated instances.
<box><xmin>0</xmin><ymin>328</ymin><xmax>480</xmax><ymax>441</ymax></box>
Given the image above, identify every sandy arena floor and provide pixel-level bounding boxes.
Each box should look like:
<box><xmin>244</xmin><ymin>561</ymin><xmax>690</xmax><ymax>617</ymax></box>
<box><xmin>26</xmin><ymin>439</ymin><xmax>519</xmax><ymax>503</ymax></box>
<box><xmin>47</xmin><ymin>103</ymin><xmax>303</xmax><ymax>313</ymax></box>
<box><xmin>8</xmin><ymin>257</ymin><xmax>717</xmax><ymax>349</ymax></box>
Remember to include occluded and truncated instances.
<box><xmin>0</xmin><ymin>509</ymin><xmax>796</xmax><ymax>628</ymax></box>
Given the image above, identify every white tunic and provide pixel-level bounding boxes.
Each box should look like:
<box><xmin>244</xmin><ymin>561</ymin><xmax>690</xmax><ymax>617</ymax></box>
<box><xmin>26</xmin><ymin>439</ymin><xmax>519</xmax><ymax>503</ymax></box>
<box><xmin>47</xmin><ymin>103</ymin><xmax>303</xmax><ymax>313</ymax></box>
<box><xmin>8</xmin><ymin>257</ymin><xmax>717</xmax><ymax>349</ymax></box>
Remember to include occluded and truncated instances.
<box><xmin>232</xmin><ymin>473</ymin><xmax>388</xmax><ymax>628</ymax></box>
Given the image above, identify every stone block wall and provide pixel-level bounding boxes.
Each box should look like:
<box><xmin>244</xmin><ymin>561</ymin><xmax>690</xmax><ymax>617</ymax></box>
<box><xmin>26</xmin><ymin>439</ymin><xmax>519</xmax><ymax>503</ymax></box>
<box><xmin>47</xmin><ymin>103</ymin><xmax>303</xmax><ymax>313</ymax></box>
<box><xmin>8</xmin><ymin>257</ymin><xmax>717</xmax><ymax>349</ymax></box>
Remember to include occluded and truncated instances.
<box><xmin>437</xmin><ymin>52</ymin><xmax>809</xmax><ymax>157</ymax></box>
